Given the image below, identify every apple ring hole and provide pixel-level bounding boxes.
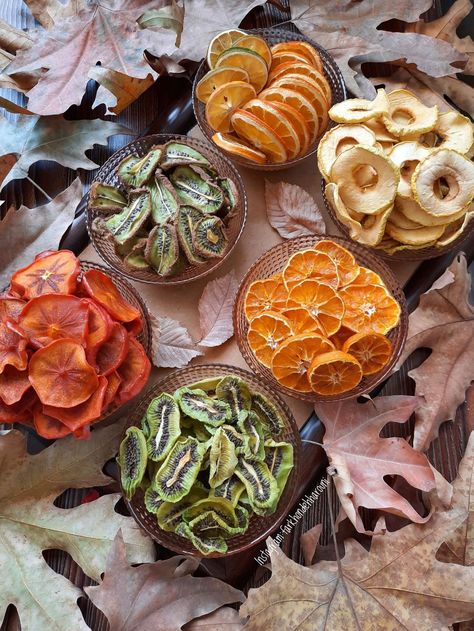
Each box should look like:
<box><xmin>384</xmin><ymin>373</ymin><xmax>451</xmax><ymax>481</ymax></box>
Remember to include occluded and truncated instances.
<box><xmin>335</xmin><ymin>137</ymin><xmax>358</xmax><ymax>156</ymax></box>
<box><xmin>353</xmin><ymin>164</ymin><xmax>378</xmax><ymax>189</ymax></box>
<box><xmin>434</xmin><ymin>175</ymin><xmax>458</xmax><ymax>201</ymax></box>
<box><xmin>392</xmin><ymin>108</ymin><xmax>415</xmax><ymax>125</ymax></box>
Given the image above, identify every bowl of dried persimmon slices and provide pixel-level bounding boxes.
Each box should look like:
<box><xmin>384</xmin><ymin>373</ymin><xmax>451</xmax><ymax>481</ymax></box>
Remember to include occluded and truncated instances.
<box><xmin>233</xmin><ymin>236</ymin><xmax>408</xmax><ymax>402</ymax></box>
<box><xmin>0</xmin><ymin>249</ymin><xmax>152</xmax><ymax>439</ymax></box>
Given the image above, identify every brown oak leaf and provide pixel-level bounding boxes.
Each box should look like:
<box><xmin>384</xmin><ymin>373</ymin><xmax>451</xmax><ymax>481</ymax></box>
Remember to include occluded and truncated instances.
<box><xmin>396</xmin><ymin>253</ymin><xmax>474</xmax><ymax>451</ymax></box>
<box><xmin>265</xmin><ymin>180</ymin><xmax>326</xmax><ymax>239</ymax></box>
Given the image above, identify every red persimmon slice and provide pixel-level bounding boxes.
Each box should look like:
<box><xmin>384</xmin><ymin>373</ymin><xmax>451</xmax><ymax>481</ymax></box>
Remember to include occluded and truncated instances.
<box><xmin>0</xmin><ymin>366</ymin><xmax>31</xmax><ymax>405</ymax></box>
<box><xmin>43</xmin><ymin>375</ymin><xmax>108</xmax><ymax>431</ymax></box>
<box><xmin>102</xmin><ymin>370</ymin><xmax>122</xmax><ymax>411</ymax></box>
<box><xmin>81</xmin><ymin>269</ymin><xmax>141</xmax><ymax>323</ymax></box>
<box><xmin>33</xmin><ymin>405</ymin><xmax>70</xmax><ymax>439</ymax></box>
<box><xmin>0</xmin><ymin>297</ymin><xmax>25</xmax><ymax>322</ymax></box>
<box><xmin>94</xmin><ymin>322</ymin><xmax>129</xmax><ymax>376</ymax></box>
<box><xmin>83</xmin><ymin>298</ymin><xmax>113</xmax><ymax>351</ymax></box>
<box><xmin>28</xmin><ymin>338</ymin><xmax>98</xmax><ymax>408</ymax></box>
<box><xmin>74</xmin><ymin>425</ymin><xmax>91</xmax><ymax>440</ymax></box>
<box><xmin>115</xmin><ymin>337</ymin><xmax>151</xmax><ymax>406</ymax></box>
<box><xmin>18</xmin><ymin>294</ymin><xmax>89</xmax><ymax>348</ymax></box>
<box><xmin>0</xmin><ymin>321</ymin><xmax>28</xmax><ymax>373</ymax></box>
<box><xmin>11</xmin><ymin>250</ymin><xmax>80</xmax><ymax>300</ymax></box>
<box><xmin>0</xmin><ymin>394</ymin><xmax>32</xmax><ymax>423</ymax></box>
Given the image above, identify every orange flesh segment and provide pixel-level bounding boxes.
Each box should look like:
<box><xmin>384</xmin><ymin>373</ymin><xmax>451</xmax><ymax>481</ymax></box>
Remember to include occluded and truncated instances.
<box><xmin>272</xmin><ymin>333</ymin><xmax>334</xmax><ymax>392</ymax></box>
<box><xmin>247</xmin><ymin>311</ymin><xmax>292</xmax><ymax>367</ymax></box>
<box><xmin>282</xmin><ymin>249</ymin><xmax>339</xmax><ymax>290</ymax></box>
<box><xmin>308</xmin><ymin>350</ymin><xmax>363</xmax><ymax>395</ymax></box>
<box><xmin>286</xmin><ymin>279</ymin><xmax>344</xmax><ymax>337</ymax></box>
<box><xmin>342</xmin><ymin>332</ymin><xmax>393</xmax><ymax>375</ymax></box>
<box><xmin>340</xmin><ymin>285</ymin><xmax>401</xmax><ymax>334</ymax></box>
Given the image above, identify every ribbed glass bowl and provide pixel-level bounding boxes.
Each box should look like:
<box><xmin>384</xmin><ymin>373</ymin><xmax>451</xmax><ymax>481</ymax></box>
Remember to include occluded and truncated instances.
<box><xmin>121</xmin><ymin>363</ymin><xmax>301</xmax><ymax>558</ymax></box>
<box><xmin>86</xmin><ymin>134</ymin><xmax>247</xmax><ymax>284</ymax></box>
<box><xmin>233</xmin><ymin>235</ymin><xmax>408</xmax><ymax>402</ymax></box>
<box><xmin>193</xmin><ymin>27</ymin><xmax>347</xmax><ymax>171</ymax></box>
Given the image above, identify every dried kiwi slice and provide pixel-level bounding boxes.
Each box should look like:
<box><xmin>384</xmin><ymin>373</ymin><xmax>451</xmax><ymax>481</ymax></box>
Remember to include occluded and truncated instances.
<box><xmin>234</xmin><ymin>458</ymin><xmax>278</xmax><ymax>511</ymax></box>
<box><xmin>215</xmin><ymin>375</ymin><xmax>252</xmax><ymax>424</ymax></box>
<box><xmin>156</xmin><ymin>484</ymin><xmax>208</xmax><ymax>531</ymax></box>
<box><xmin>176</xmin><ymin>387</ymin><xmax>231</xmax><ymax>426</ymax></box>
<box><xmin>264</xmin><ymin>439</ymin><xmax>294</xmax><ymax>506</ymax></box>
<box><xmin>149</xmin><ymin>173</ymin><xmax>180</xmax><ymax>225</ymax></box>
<box><xmin>192</xmin><ymin>216</ymin><xmax>228</xmax><ymax>259</ymax></box>
<box><xmin>175</xmin><ymin>522</ymin><xmax>228</xmax><ymax>555</ymax></box>
<box><xmin>211</xmin><ymin>475</ymin><xmax>246</xmax><ymax>506</ymax></box>
<box><xmin>160</xmin><ymin>141</ymin><xmax>211</xmax><ymax>170</ymax></box>
<box><xmin>105</xmin><ymin>190</ymin><xmax>151</xmax><ymax>246</ymax></box>
<box><xmin>124</xmin><ymin>250</ymin><xmax>150</xmax><ymax>271</ymax></box>
<box><xmin>130</xmin><ymin>147</ymin><xmax>163</xmax><ymax>186</ymax></box>
<box><xmin>89</xmin><ymin>182</ymin><xmax>127</xmax><ymax>212</ymax></box>
<box><xmin>153</xmin><ymin>436</ymin><xmax>205</xmax><ymax>502</ymax></box>
<box><xmin>145</xmin><ymin>223</ymin><xmax>179</xmax><ymax>276</ymax></box>
<box><xmin>170</xmin><ymin>165</ymin><xmax>224</xmax><ymax>213</ymax></box>
<box><xmin>251</xmin><ymin>392</ymin><xmax>285</xmax><ymax>437</ymax></box>
<box><xmin>146</xmin><ymin>393</ymin><xmax>181</xmax><ymax>462</ymax></box>
<box><xmin>182</xmin><ymin>496</ymin><xmax>237</xmax><ymax>527</ymax></box>
<box><xmin>144</xmin><ymin>486</ymin><xmax>164</xmax><ymax>513</ymax></box>
<box><xmin>187</xmin><ymin>377</ymin><xmax>223</xmax><ymax>392</ymax></box>
<box><xmin>188</xmin><ymin>509</ymin><xmax>246</xmax><ymax>538</ymax></box>
<box><xmin>221</xmin><ymin>424</ymin><xmax>251</xmax><ymax>457</ymax></box>
<box><xmin>237</xmin><ymin>411</ymin><xmax>265</xmax><ymax>462</ymax></box>
<box><xmin>209</xmin><ymin>427</ymin><xmax>238</xmax><ymax>488</ymax></box>
<box><xmin>118</xmin><ymin>426</ymin><xmax>148</xmax><ymax>500</ymax></box>
<box><xmin>117</xmin><ymin>154</ymin><xmax>140</xmax><ymax>186</ymax></box>
<box><xmin>218</xmin><ymin>177</ymin><xmax>238</xmax><ymax>214</ymax></box>
<box><xmin>176</xmin><ymin>205</ymin><xmax>207</xmax><ymax>265</ymax></box>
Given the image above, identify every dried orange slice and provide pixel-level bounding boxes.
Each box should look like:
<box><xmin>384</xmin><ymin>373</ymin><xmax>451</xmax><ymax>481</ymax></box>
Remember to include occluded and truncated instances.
<box><xmin>259</xmin><ymin>87</ymin><xmax>319</xmax><ymax>143</ymax></box>
<box><xmin>339</xmin><ymin>285</ymin><xmax>401</xmax><ymax>334</ymax></box>
<box><xmin>215</xmin><ymin>47</ymin><xmax>268</xmax><ymax>92</ymax></box>
<box><xmin>195</xmin><ymin>66</ymin><xmax>249</xmax><ymax>103</ymax></box>
<box><xmin>342</xmin><ymin>332</ymin><xmax>392</xmax><ymax>376</ymax></box>
<box><xmin>81</xmin><ymin>269</ymin><xmax>141</xmax><ymax>324</ymax></box>
<box><xmin>212</xmin><ymin>132</ymin><xmax>267</xmax><ymax>164</ymax></box>
<box><xmin>313</xmin><ymin>240</ymin><xmax>360</xmax><ymax>287</ymax></box>
<box><xmin>350</xmin><ymin>266</ymin><xmax>385</xmax><ymax>287</ymax></box>
<box><xmin>268</xmin><ymin>101</ymin><xmax>310</xmax><ymax>155</ymax></box>
<box><xmin>205</xmin><ymin>81</ymin><xmax>256</xmax><ymax>132</ymax></box>
<box><xmin>270</xmin><ymin>42</ymin><xmax>323</xmax><ymax>72</ymax></box>
<box><xmin>271</xmin><ymin>333</ymin><xmax>334</xmax><ymax>392</ymax></box>
<box><xmin>231</xmin><ymin>109</ymin><xmax>288</xmax><ymax>163</ymax></box>
<box><xmin>270</xmin><ymin>50</ymin><xmax>311</xmax><ymax>70</ymax></box>
<box><xmin>247</xmin><ymin>311</ymin><xmax>292</xmax><ymax>367</ymax></box>
<box><xmin>11</xmin><ymin>250</ymin><xmax>80</xmax><ymax>300</ymax></box>
<box><xmin>242</xmin><ymin>99</ymin><xmax>301</xmax><ymax>159</ymax></box>
<box><xmin>286</xmin><ymin>280</ymin><xmax>344</xmax><ymax>336</ymax></box>
<box><xmin>308</xmin><ymin>350</ymin><xmax>363</xmax><ymax>395</ymax></box>
<box><xmin>330</xmin><ymin>325</ymin><xmax>356</xmax><ymax>350</ymax></box>
<box><xmin>244</xmin><ymin>277</ymin><xmax>288</xmax><ymax>321</ymax></box>
<box><xmin>282</xmin><ymin>249</ymin><xmax>339</xmax><ymax>290</ymax></box>
<box><xmin>272</xmin><ymin>75</ymin><xmax>329</xmax><ymax>133</ymax></box>
<box><xmin>207</xmin><ymin>29</ymin><xmax>246</xmax><ymax>68</ymax></box>
<box><xmin>282</xmin><ymin>307</ymin><xmax>323</xmax><ymax>335</ymax></box>
<box><xmin>234</xmin><ymin>34</ymin><xmax>272</xmax><ymax>67</ymax></box>
<box><xmin>268</xmin><ymin>62</ymin><xmax>331</xmax><ymax>102</ymax></box>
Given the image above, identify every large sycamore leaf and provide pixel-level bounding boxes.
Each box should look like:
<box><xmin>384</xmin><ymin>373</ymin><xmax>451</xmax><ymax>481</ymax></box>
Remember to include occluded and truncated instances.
<box><xmin>198</xmin><ymin>270</ymin><xmax>238</xmax><ymax>348</ymax></box>
<box><xmin>289</xmin><ymin>0</ymin><xmax>468</xmax><ymax>97</ymax></box>
<box><xmin>0</xmin><ymin>423</ymin><xmax>155</xmax><ymax>631</ymax></box>
<box><xmin>240</xmin><ymin>433</ymin><xmax>474</xmax><ymax>630</ymax></box>
<box><xmin>265</xmin><ymin>180</ymin><xmax>326</xmax><ymax>239</ymax></box>
<box><xmin>0</xmin><ymin>113</ymin><xmax>129</xmax><ymax>190</ymax></box>
<box><xmin>85</xmin><ymin>530</ymin><xmax>244</xmax><ymax>630</ymax></box>
<box><xmin>396</xmin><ymin>253</ymin><xmax>474</xmax><ymax>451</ymax></box>
<box><xmin>314</xmin><ymin>396</ymin><xmax>437</xmax><ymax>533</ymax></box>
<box><xmin>0</xmin><ymin>177</ymin><xmax>81</xmax><ymax>287</ymax></box>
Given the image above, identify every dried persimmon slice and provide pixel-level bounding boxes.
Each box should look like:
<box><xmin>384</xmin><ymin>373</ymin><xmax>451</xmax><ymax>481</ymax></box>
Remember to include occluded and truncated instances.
<box><xmin>115</xmin><ymin>337</ymin><xmax>151</xmax><ymax>405</ymax></box>
<box><xmin>33</xmin><ymin>405</ymin><xmax>70</xmax><ymax>439</ymax></box>
<box><xmin>0</xmin><ymin>367</ymin><xmax>31</xmax><ymax>405</ymax></box>
<box><xmin>11</xmin><ymin>250</ymin><xmax>80</xmax><ymax>299</ymax></box>
<box><xmin>18</xmin><ymin>294</ymin><xmax>89</xmax><ymax>348</ymax></box>
<box><xmin>0</xmin><ymin>321</ymin><xmax>28</xmax><ymax>373</ymax></box>
<box><xmin>0</xmin><ymin>297</ymin><xmax>25</xmax><ymax>322</ymax></box>
<box><xmin>81</xmin><ymin>269</ymin><xmax>141</xmax><ymax>324</ymax></box>
<box><xmin>102</xmin><ymin>370</ymin><xmax>122</xmax><ymax>411</ymax></box>
<box><xmin>0</xmin><ymin>388</ymin><xmax>35</xmax><ymax>423</ymax></box>
<box><xmin>28</xmin><ymin>338</ymin><xmax>99</xmax><ymax>408</ymax></box>
<box><xmin>94</xmin><ymin>322</ymin><xmax>129</xmax><ymax>376</ymax></box>
<box><xmin>43</xmin><ymin>375</ymin><xmax>108</xmax><ymax>431</ymax></box>
<box><xmin>83</xmin><ymin>298</ymin><xmax>113</xmax><ymax>355</ymax></box>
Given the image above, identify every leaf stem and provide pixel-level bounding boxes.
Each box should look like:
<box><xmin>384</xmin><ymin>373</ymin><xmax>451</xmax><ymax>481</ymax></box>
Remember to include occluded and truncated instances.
<box><xmin>26</xmin><ymin>176</ymin><xmax>53</xmax><ymax>202</ymax></box>
<box><xmin>302</xmin><ymin>438</ymin><xmax>324</xmax><ymax>448</ymax></box>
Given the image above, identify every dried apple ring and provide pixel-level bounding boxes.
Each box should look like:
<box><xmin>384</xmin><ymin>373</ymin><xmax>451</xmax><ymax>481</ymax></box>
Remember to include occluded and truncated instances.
<box><xmin>387</xmin><ymin>141</ymin><xmax>432</xmax><ymax>198</ymax></box>
<box><xmin>436</xmin><ymin>210</ymin><xmax>474</xmax><ymax>247</ymax></box>
<box><xmin>329</xmin><ymin>89</ymin><xmax>389</xmax><ymax>124</ymax></box>
<box><xmin>383</xmin><ymin>89</ymin><xmax>438</xmax><ymax>139</ymax></box>
<box><xmin>394</xmin><ymin>195</ymin><xmax>466</xmax><ymax>227</ymax></box>
<box><xmin>434</xmin><ymin>111</ymin><xmax>474</xmax><ymax>156</ymax></box>
<box><xmin>385</xmin><ymin>222</ymin><xmax>445</xmax><ymax>246</ymax></box>
<box><xmin>317</xmin><ymin>124</ymin><xmax>377</xmax><ymax>181</ymax></box>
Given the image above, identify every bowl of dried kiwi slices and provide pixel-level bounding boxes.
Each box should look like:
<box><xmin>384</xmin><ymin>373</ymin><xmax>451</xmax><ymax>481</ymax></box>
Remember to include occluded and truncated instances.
<box><xmin>117</xmin><ymin>364</ymin><xmax>301</xmax><ymax>557</ymax></box>
<box><xmin>86</xmin><ymin>134</ymin><xmax>247</xmax><ymax>285</ymax></box>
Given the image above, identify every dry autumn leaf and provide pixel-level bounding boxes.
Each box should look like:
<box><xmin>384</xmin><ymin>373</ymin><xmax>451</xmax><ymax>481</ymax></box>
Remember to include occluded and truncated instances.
<box><xmin>314</xmin><ymin>396</ymin><xmax>438</xmax><ymax>534</ymax></box>
<box><xmin>151</xmin><ymin>313</ymin><xmax>202</xmax><ymax>368</ymax></box>
<box><xmin>265</xmin><ymin>180</ymin><xmax>326</xmax><ymax>240</ymax></box>
<box><xmin>184</xmin><ymin>607</ymin><xmax>245</xmax><ymax>630</ymax></box>
<box><xmin>241</xmin><ymin>433</ymin><xmax>474</xmax><ymax>630</ymax></box>
<box><xmin>0</xmin><ymin>423</ymin><xmax>155</xmax><ymax>631</ymax></box>
<box><xmin>396</xmin><ymin>253</ymin><xmax>474</xmax><ymax>452</ymax></box>
<box><xmin>85</xmin><ymin>530</ymin><xmax>245</xmax><ymax>631</ymax></box>
<box><xmin>198</xmin><ymin>270</ymin><xmax>238</xmax><ymax>348</ymax></box>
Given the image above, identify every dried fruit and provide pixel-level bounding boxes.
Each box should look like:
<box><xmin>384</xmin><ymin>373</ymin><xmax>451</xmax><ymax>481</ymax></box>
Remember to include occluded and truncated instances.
<box><xmin>104</xmin><ymin>190</ymin><xmax>151</xmax><ymax>245</ymax></box>
<box><xmin>193</xmin><ymin>216</ymin><xmax>228</xmax><ymax>258</ymax></box>
<box><xmin>94</xmin><ymin>322</ymin><xmax>129</xmax><ymax>376</ymax></box>
<box><xmin>11</xmin><ymin>250</ymin><xmax>80</xmax><ymax>299</ymax></box>
<box><xmin>251</xmin><ymin>392</ymin><xmax>285</xmax><ymax>437</ymax></box>
<box><xmin>260</xmin><ymin>87</ymin><xmax>319</xmax><ymax>144</ymax></box>
<box><xmin>383</xmin><ymin>89</ymin><xmax>438</xmax><ymax>139</ymax></box>
<box><xmin>175</xmin><ymin>522</ymin><xmax>227</xmax><ymax>555</ymax></box>
<box><xmin>148</xmin><ymin>173</ymin><xmax>180</xmax><ymax>225</ymax></box>
<box><xmin>115</xmin><ymin>337</ymin><xmax>151</xmax><ymax>406</ymax></box>
<box><xmin>434</xmin><ymin>110</ymin><xmax>474</xmax><ymax>155</ymax></box>
<box><xmin>308</xmin><ymin>350</ymin><xmax>363</xmax><ymax>395</ymax></box>
<box><xmin>209</xmin><ymin>427</ymin><xmax>238</xmax><ymax>488</ymax></box>
<box><xmin>43</xmin><ymin>375</ymin><xmax>108</xmax><ymax>431</ymax></box>
<box><xmin>317</xmin><ymin>123</ymin><xmax>377</xmax><ymax>181</ymax></box>
<box><xmin>153</xmin><ymin>436</ymin><xmax>205</xmax><ymax>502</ymax></box>
<box><xmin>81</xmin><ymin>269</ymin><xmax>141</xmax><ymax>324</ymax></box>
<box><xmin>119</xmin><ymin>426</ymin><xmax>148</xmax><ymax>500</ymax></box>
<box><xmin>211</xmin><ymin>132</ymin><xmax>267</xmax><ymax>164</ymax></box>
<box><xmin>286</xmin><ymin>280</ymin><xmax>344</xmax><ymax>336</ymax></box>
<box><xmin>234</xmin><ymin>458</ymin><xmax>278</xmax><ymax>511</ymax></box>
<box><xmin>342</xmin><ymin>331</ymin><xmax>392</xmax><ymax>376</ymax></box>
<box><xmin>176</xmin><ymin>387</ymin><xmax>231</xmax><ymax>426</ymax></box>
<box><xmin>145</xmin><ymin>223</ymin><xmax>179</xmax><ymax>276</ymax></box>
<box><xmin>230</xmin><ymin>109</ymin><xmax>287</xmax><ymax>163</ymax></box>
<box><xmin>206</xmin><ymin>28</ymin><xmax>246</xmax><ymax>69</ymax></box>
<box><xmin>242</xmin><ymin>99</ymin><xmax>301</xmax><ymax>160</ymax></box>
<box><xmin>205</xmin><ymin>80</ymin><xmax>257</xmax><ymax>133</ymax></box>
<box><xmin>159</xmin><ymin>142</ymin><xmax>210</xmax><ymax>170</ymax></box>
<box><xmin>176</xmin><ymin>205</ymin><xmax>207</xmax><ymax>266</ymax></box>
<box><xmin>244</xmin><ymin>276</ymin><xmax>288</xmax><ymax>321</ymax></box>
<box><xmin>89</xmin><ymin>182</ymin><xmax>127</xmax><ymax>212</ymax></box>
<box><xmin>238</xmin><ymin>411</ymin><xmax>265</xmax><ymax>462</ymax></box>
<box><xmin>170</xmin><ymin>166</ymin><xmax>224</xmax><ymax>213</ymax></box>
<box><xmin>247</xmin><ymin>311</ymin><xmax>292</xmax><ymax>368</ymax></box>
<box><xmin>0</xmin><ymin>323</ymin><xmax>28</xmax><ymax>373</ymax></box>
<box><xmin>0</xmin><ymin>367</ymin><xmax>31</xmax><ymax>406</ymax></box>
<box><xmin>283</xmin><ymin>249</ymin><xmax>339</xmax><ymax>290</ymax></box>
<box><xmin>117</xmin><ymin>154</ymin><xmax>140</xmax><ymax>186</ymax></box>
<box><xmin>215</xmin><ymin>48</ymin><xmax>268</xmax><ymax>92</ymax></box>
<box><xmin>129</xmin><ymin>146</ymin><xmax>162</xmax><ymax>186</ymax></box>
<box><xmin>340</xmin><ymin>284</ymin><xmax>401</xmax><ymax>334</ymax></box>
<box><xmin>387</xmin><ymin>141</ymin><xmax>432</xmax><ymax>198</ymax></box>
<box><xmin>33</xmin><ymin>405</ymin><xmax>71</xmax><ymax>439</ymax></box>
<box><xmin>196</xmin><ymin>66</ymin><xmax>250</xmax><ymax>103</ymax></box>
<box><xmin>143</xmin><ymin>487</ymin><xmax>164</xmax><ymax>514</ymax></box>
<box><xmin>83</xmin><ymin>298</ymin><xmax>113</xmax><ymax>356</ymax></box>
<box><xmin>313</xmin><ymin>239</ymin><xmax>360</xmax><ymax>286</ymax></box>
<box><xmin>145</xmin><ymin>393</ymin><xmax>181</xmax><ymax>462</ymax></box>
<box><xmin>264</xmin><ymin>439</ymin><xmax>293</xmax><ymax>506</ymax></box>
<box><xmin>211</xmin><ymin>475</ymin><xmax>246</xmax><ymax>506</ymax></box>
<box><xmin>271</xmin><ymin>41</ymin><xmax>322</xmax><ymax>71</ymax></box>
<box><xmin>329</xmin><ymin>89</ymin><xmax>389</xmax><ymax>123</ymax></box>
<box><xmin>215</xmin><ymin>375</ymin><xmax>252</xmax><ymax>425</ymax></box>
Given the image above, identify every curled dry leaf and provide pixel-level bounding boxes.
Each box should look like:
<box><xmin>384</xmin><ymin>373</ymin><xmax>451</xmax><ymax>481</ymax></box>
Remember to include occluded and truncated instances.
<box><xmin>396</xmin><ymin>253</ymin><xmax>474</xmax><ymax>452</ymax></box>
<box><xmin>264</xmin><ymin>180</ymin><xmax>326</xmax><ymax>240</ymax></box>
<box><xmin>300</xmin><ymin>523</ymin><xmax>323</xmax><ymax>567</ymax></box>
<box><xmin>241</xmin><ymin>434</ymin><xmax>474</xmax><ymax>630</ymax></box>
<box><xmin>89</xmin><ymin>66</ymin><xmax>155</xmax><ymax>116</ymax></box>
<box><xmin>151</xmin><ymin>313</ymin><xmax>202</xmax><ymax>369</ymax></box>
<box><xmin>183</xmin><ymin>607</ymin><xmax>245</xmax><ymax>630</ymax></box>
<box><xmin>138</xmin><ymin>0</ymin><xmax>185</xmax><ymax>47</ymax></box>
<box><xmin>198</xmin><ymin>270</ymin><xmax>239</xmax><ymax>348</ymax></box>
<box><xmin>86</xmin><ymin>530</ymin><xmax>245</xmax><ymax>631</ymax></box>
<box><xmin>314</xmin><ymin>396</ymin><xmax>438</xmax><ymax>534</ymax></box>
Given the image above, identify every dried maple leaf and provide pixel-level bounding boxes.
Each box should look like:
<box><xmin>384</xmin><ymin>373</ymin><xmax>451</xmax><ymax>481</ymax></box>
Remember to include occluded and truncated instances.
<box><xmin>198</xmin><ymin>270</ymin><xmax>238</xmax><ymax>348</ymax></box>
<box><xmin>241</xmin><ymin>433</ymin><xmax>474</xmax><ymax>630</ymax></box>
<box><xmin>184</xmin><ymin>607</ymin><xmax>245</xmax><ymax>630</ymax></box>
<box><xmin>396</xmin><ymin>253</ymin><xmax>474</xmax><ymax>452</ymax></box>
<box><xmin>0</xmin><ymin>423</ymin><xmax>155</xmax><ymax>631</ymax></box>
<box><xmin>314</xmin><ymin>396</ymin><xmax>437</xmax><ymax>533</ymax></box>
<box><xmin>151</xmin><ymin>313</ymin><xmax>202</xmax><ymax>368</ymax></box>
<box><xmin>265</xmin><ymin>180</ymin><xmax>326</xmax><ymax>240</ymax></box>
<box><xmin>85</xmin><ymin>530</ymin><xmax>245</xmax><ymax>631</ymax></box>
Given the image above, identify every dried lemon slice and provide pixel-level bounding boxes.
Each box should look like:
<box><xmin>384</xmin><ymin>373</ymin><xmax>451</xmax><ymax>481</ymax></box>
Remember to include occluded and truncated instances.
<box><xmin>394</xmin><ymin>195</ymin><xmax>466</xmax><ymax>227</ymax></box>
<box><xmin>330</xmin><ymin>144</ymin><xmax>399</xmax><ymax>214</ymax></box>
<box><xmin>383</xmin><ymin>89</ymin><xmax>438</xmax><ymax>139</ymax></box>
<box><xmin>205</xmin><ymin>81</ymin><xmax>256</xmax><ymax>132</ymax></box>
<box><xmin>215</xmin><ymin>47</ymin><xmax>268</xmax><ymax>92</ymax></box>
<box><xmin>195</xmin><ymin>67</ymin><xmax>250</xmax><ymax>103</ymax></box>
<box><xmin>317</xmin><ymin>124</ymin><xmax>377</xmax><ymax>181</ymax></box>
<box><xmin>207</xmin><ymin>29</ymin><xmax>246</xmax><ymax>68</ymax></box>
<box><xmin>434</xmin><ymin>111</ymin><xmax>474</xmax><ymax>156</ymax></box>
<box><xmin>385</xmin><ymin>222</ymin><xmax>445</xmax><ymax>245</ymax></box>
<box><xmin>234</xmin><ymin>34</ymin><xmax>272</xmax><ymax>67</ymax></box>
<box><xmin>388</xmin><ymin>141</ymin><xmax>432</xmax><ymax>198</ymax></box>
<box><xmin>329</xmin><ymin>89</ymin><xmax>389</xmax><ymax>124</ymax></box>
<box><xmin>412</xmin><ymin>148</ymin><xmax>474</xmax><ymax>217</ymax></box>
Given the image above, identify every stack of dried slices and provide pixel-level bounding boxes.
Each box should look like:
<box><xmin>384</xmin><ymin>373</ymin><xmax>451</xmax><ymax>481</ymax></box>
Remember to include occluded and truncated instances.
<box><xmin>195</xmin><ymin>29</ymin><xmax>332</xmax><ymax>164</ymax></box>
<box><xmin>90</xmin><ymin>141</ymin><xmax>238</xmax><ymax>276</ymax></box>
<box><xmin>318</xmin><ymin>88</ymin><xmax>474</xmax><ymax>254</ymax></box>
<box><xmin>244</xmin><ymin>240</ymin><xmax>400</xmax><ymax>396</ymax></box>
<box><xmin>0</xmin><ymin>251</ymin><xmax>150</xmax><ymax>439</ymax></box>
<box><xmin>119</xmin><ymin>374</ymin><xmax>294</xmax><ymax>556</ymax></box>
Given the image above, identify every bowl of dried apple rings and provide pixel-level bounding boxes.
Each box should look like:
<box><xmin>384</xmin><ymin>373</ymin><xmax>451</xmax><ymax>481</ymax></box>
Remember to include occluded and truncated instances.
<box><xmin>117</xmin><ymin>364</ymin><xmax>301</xmax><ymax>557</ymax></box>
<box><xmin>87</xmin><ymin>134</ymin><xmax>247</xmax><ymax>284</ymax></box>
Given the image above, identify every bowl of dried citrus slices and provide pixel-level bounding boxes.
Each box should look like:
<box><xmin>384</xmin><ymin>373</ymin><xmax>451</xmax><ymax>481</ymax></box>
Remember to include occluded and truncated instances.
<box><xmin>318</xmin><ymin>88</ymin><xmax>474</xmax><ymax>260</ymax></box>
<box><xmin>234</xmin><ymin>236</ymin><xmax>408</xmax><ymax>401</ymax></box>
<box><xmin>193</xmin><ymin>27</ymin><xmax>346</xmax><ymax>170</ymax></box>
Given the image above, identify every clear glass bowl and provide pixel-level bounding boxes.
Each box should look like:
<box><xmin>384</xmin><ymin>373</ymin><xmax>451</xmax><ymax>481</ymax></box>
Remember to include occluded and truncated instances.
<box><xmin>193</xmin><ymin>27</ymin><xmax>347</xmax><ymax>171</ymax></box>
<box><xmin>233</xmin><ymin>235</ymin><xmax>408</xmax><ymax>402</ymax></box>
<box><xmin>121</xmin><ymin>363</ymin><xmax>301</xmax><ymax>558</ymax></box>
<box><xmin>86</xmin><ymin>134</ymin><xmax>248</xmax><ymax>284</ymax></box>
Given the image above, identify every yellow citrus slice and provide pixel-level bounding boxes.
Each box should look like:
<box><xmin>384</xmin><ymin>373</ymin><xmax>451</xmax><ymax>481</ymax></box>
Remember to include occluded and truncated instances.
<box><xmin>272</xmin><ymin>75</ymin><xmax>329</xmax><ymax>134</ymax></box>
<box><xmin>270</xmin><ymin>41</ymin><xmax>323</xmax><ymax>72</ymax></box>
<box><xmin>242</xmin><ymin>99</ymin><xmax>301</xmax><ymax>159</ymax></box>
<box><xmin>269</xmin><ymin>101</ymin><xmax>310</xmax><ymax>155</ymax></box>
<box><xmin>234</xmin><ymin>34</ymin><xmax>272</xmax><ymax>67</ymax></box>
<box><xmin>247</xmin><ymin>311</ymin><xmax>292</xmax><ymax>368</ymax></box>
<box><xmin>270</xmin><ymin>50</ymin><xmax>311</xmax><ymax>70</ymax></box>
<box><xmin>286</xmin><ymin>279</ymin><xmax>344</xmax><ymax>336</ymax></box>
<box><xmin>230</xmin><ymin>109</ymin><xmax>288</xmax><ymax>163</ymax></box>
<box><xmin>195</xmin><ymin>66</ymin><xmax>250</xmax><ymax>103</ymax></box>
<box><xmin>308</xmin><ymin>350</ymin><xmax>363</xmax><ymax>395</ymax></box>
<box><xmin>212</xmin><ymin>132</ymin><xmax>267</xmax><ymax>164</ymax></box>
<box><xmin>282</xmin><ymin>249</ymin><xmax>339</xmax><ymax>290</ymax></box>
<box><xmin>207</xmin><ymin>29</ymin><xmax>246</xmax><ymax>68</ymax></box>
<box><xmin>313</xmin><ymin>240</ymin><xmax>360</xmax><ymax>287</ymax></box>
<box><xmin>205</xmin><ymin>81</ymin><xmax>256</xmax><ymax>132</ymax></box>
<box><xmin>268</xmin><ymin>62</ymin><xmax>331</xmax><ymax>103</ymax></box>
<box><xmin>342</xmin><ymin>332</ymin><xmax>393</xmax><ymax>376</ymax></box>
<box><xmin>259</xmin><ymin>87</ymin><xmax>319</xmax><ymax>143</ymax></box>
<box><xmin>244</xmin><ymin>277</ymin><xmax>288</xmax><ymax>321</ymax></box>
<box><xmin>215</xmin><ymin>47</ymin><xmax>268</xmax><ymax>92</ymax></box>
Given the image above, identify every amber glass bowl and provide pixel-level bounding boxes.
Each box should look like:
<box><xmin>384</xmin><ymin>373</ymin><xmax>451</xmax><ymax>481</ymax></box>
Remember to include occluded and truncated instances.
<box><xmin>86</xmin><ymin>134</ymin><xmax>247</xmax><ymax>285</ymax></box>
<box><xmin>193</xmin><ymin>27</ymin><xmax>347</xmax><ymax>171</ymax></box>
<box><xmin>233</xmin><ymin>235</ymin><xmax>408</xmax><ymax>402</ymax></box>
<box><xmin>121</xmin><ymin>363</ymin><xmax>301</xmax><ymax>558</ymax></box>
